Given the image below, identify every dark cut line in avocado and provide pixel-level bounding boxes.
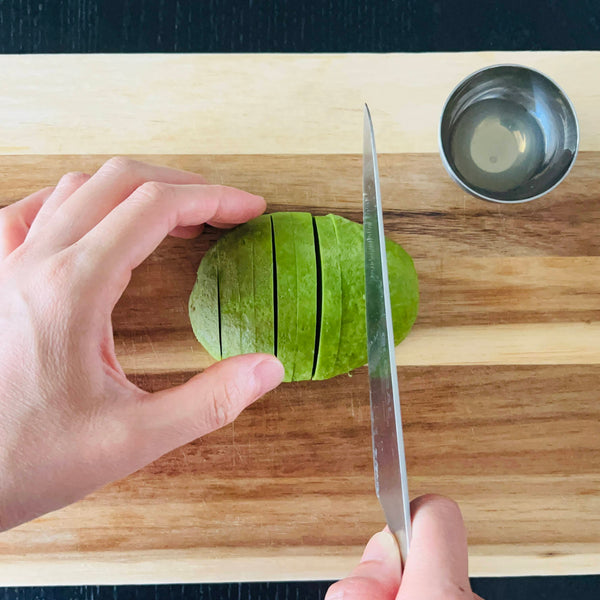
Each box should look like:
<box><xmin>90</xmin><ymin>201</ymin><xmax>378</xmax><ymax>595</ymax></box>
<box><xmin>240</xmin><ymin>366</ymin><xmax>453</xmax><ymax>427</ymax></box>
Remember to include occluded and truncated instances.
<box><xmin>272</xmin><ymin>212</ymin><xmax>298</xmax><ymax>381</ymax></box>
<box><xmin>217</xmin><ymin>266</ymin><xmax>222</xmax><ymax>359</ymax></box>
<box><xmin>270</xmin><ymin>214</ymin><xmax>278</xmax><ymax>358</ymax></box>
<box><xmin>311</xmin><ymin>216</ymin><xmax>322</xmax><ymax>379</ymax></box>
<box><xmin>313</xmin><ymin>214</ymin><xmax>343</xmax><ymax>380</ymax></box>
<box><xmin>330</xmin><ymin>214</ymin><xmax>346</xmax><ymax>376</ymax></box>
<box><xmin>291</xmin><ymin>212</ymin><xmax>317</xmax><ymax>381</ymax></box>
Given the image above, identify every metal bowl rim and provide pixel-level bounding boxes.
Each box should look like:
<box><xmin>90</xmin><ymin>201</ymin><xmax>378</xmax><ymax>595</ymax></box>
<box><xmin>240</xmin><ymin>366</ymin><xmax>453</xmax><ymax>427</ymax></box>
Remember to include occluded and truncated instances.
<box><xmin>438</xmin><ymin>63</ymin><xmax>580</xmax><ymax>203</ymax></box>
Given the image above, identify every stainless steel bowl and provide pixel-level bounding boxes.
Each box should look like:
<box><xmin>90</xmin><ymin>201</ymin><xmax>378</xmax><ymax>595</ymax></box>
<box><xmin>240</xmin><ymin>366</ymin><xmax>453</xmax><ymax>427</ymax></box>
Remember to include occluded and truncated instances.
<box><xmin>439</xmin><ymin>64</ymin><xmax>579</xmax><ymax>203</ymax></box>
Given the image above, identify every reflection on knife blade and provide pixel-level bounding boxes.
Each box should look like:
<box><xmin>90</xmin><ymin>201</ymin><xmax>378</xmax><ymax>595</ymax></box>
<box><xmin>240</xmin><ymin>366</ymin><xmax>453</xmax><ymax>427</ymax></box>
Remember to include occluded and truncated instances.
<box><xmin>363</xmin><ymin>103</ymin><xmax>412</xmax><ymax>569</ymax></box>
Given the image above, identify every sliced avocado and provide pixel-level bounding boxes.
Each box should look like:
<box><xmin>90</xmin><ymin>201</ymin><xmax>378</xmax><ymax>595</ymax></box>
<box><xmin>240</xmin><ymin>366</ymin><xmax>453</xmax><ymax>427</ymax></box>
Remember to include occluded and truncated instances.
<box><xmin>190</xmin><ymin>211</ymin><xmax>419</xmax><ymax>381</ymax></box>
<box><xmin>252</xmin><ymin>214</ymin><xmax>275</xmax><ymax>355</ymax></box>
<box><xmin>237</xmin><ymin>227</ymin><xmax>255</xmax><ymax>354</ymax></box>
<box><xmin>386</xmin><ymin>238</ymin><xmax>420</xmax><ymax>345</ymax></box>
<box><xmin>189</xmin><ymin>243</ymin><xmax>221</xmax><ymax>360</ymax></box>
<box><xmin>312</xmin><ymin>214</ymin><xmax>342</xmax><ymax>380</ymax></box>
<box><xmin>218</xmin><ymin>226</ymin><xmax>245</xmax><ymax>359</ymax></box>
<box><xmin>331</xmin><ymin>215</ymin><xmax>366</xmax><ymax>375</ymax></box>
<box><xmin>332</xmin><ymin>215</ymin><xmax>419</xmax><ymax>374</ymax></box>
<box><xmin>290</xmin><ymin>212</ymin><xmax>317</xmax><ymax>381</ymax></box>
<box><xmin>271</xmin><ymin>212</ymin><xmax>298</xmax><ymax>382</ymax></box>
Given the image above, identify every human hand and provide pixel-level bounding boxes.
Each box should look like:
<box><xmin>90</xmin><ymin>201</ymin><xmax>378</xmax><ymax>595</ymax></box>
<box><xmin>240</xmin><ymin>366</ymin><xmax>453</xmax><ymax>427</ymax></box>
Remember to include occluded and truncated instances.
<box><xmin>326</xmin><ymin>495</ymin><xmax>483</xmax><ymax>599</ymax></box>
<box><xmin>0</xmin><ymin>158</ymin><xmax>284</xmax><ymax>531</ymax></box>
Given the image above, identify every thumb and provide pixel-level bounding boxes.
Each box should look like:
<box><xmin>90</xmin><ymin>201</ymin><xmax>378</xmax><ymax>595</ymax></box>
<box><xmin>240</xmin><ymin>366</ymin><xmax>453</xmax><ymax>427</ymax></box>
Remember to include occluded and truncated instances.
<box><xmin>326</xmin><ymin>530</ymin><xmax>402</xmax><ymax>600</ymax></box>
<box><xmin>132</xmin><ymin>354</ymin><xmax>284</xmax><ymax>460</ymax></box>
<box><xmin>398</xmin><ymin>494</ymin><xmax>473</xmax><ymax>600</ymax></box>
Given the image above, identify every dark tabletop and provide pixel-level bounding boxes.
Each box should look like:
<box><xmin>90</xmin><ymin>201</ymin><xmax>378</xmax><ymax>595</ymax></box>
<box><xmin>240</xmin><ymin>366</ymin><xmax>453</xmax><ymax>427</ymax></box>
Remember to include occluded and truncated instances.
<box><xmin>1</xmin><ymin>1</ymin><xmax>599</xmax><ymax>598</ymax></box>
<box><xmin>1</xmin><ymin>0</ymin><xmax>600</xmax><ymax>53</ymax></box>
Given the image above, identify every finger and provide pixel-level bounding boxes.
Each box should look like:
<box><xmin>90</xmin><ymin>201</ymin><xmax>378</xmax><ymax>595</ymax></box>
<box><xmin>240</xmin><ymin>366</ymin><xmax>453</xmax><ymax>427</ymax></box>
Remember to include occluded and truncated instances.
<box><xmin>0</xmin><ymin>187</ymin><xmax>54</xmax><ymax>259</ymax></box>
<box><xmin>42</xmin><ymin>157</ymin><xmax>206</xmax><ymax>248</ymax></box>
<box><xmin>325</xmin><ymin>530</ymin><xmax>401</xmax><ymax>600</ymax></box>
<box><xmin>27</xmin><ymin>172</ymin><xmax>91</xmax><ymax>238</ymax></box>
<box><xmin>207</xmin><ymin>219</ymin><xmax>247</xmax><ymax>229</ymax></box>
<box><xmin>398</xmin><ymin>494</ymin><xmax>472</xmax><ymax>600</ymax></box>
<box><xmin>171</xmin><ymin>209</ymin><xmax>268</xmax><ymax>236</ymax></box>
<box><xmin>128</xmin><ymin>354</ymin><xmax>284</xmax><ymax>465</ymax></box>
<box><xmin>81</xmin><ymin>183</ymin><xmax>265</xmax><ymax>295</ymax></box>
<box><xmin>169</xmin><ymin>224</ymin><xmax>204</xmax><ymax>239</ymax></box>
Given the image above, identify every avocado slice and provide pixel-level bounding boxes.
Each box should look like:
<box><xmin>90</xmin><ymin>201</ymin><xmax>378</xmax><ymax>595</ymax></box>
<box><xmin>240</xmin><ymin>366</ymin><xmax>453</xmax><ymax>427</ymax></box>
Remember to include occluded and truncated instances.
<box><xmin>332</xmin><ymin>214</ymin><xmax>419</xmax><ymax>375</ymax></box>
<box><xmin>271</xmin><ymin>211</ymin><xmax>317</xmax><ymax>382</ymax></box>
<box><xmin>331</xmin><ymin>214</ymin><xmax>366</xmax><ymax>375</ymax></box>
<box><xmin>217</xmin><ymin>227</ymin><xmax>242</xmax><ymax>359</ymax></box>
<box><xmin>386</xmin><ymin>238</ymin><xmax>420</xmax><ymax>346</ymax></box>
<box><xmin>312</xmin><ymin>215</ymin><xmax>342</xmax><ymax>380</ymax></box>
<box><xmin>252</xmin><ymin>214</ymin><xmax>275</xmax><ymax>355</ymax></box>
<box><xmin>237</xmin><ymin>227</ymin><xmax>255</xmax><ymax>354</ymax></box>
<box><xmin>189</xmin><ymin>243</ymin><xmax>221</xmax><ymax>360</ymax></box>
<box><xmin>290</xmin><ymin>212</ymin><xmax>317</xmax><ymax>381</ymax></box>
<box><xmin>271</xmin><ymin>212</ymin><xmax>298</xmax><ymax>382</ymax></box>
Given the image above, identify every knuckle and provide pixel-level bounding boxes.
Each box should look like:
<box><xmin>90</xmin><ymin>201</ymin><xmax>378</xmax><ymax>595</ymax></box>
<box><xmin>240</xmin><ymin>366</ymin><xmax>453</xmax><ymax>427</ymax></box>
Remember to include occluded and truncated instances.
<box><xmin>135</xmin><ymin>180</ymin><xmax>172</xmax><ymax>204</ymax></box>
<box><xmin>101</xmin><ymin>156</ymin><xmax>137</xmax><ymax>176</ymax></box>
<box><xmin>42</xmin><ymin>247</ymin><xmax>92</xmax><ymax>298</ymax></box>
<box><xmin>58</xmin><ymin>171</ymin><xmax>89</xmax><ymax>188</ymax></box>
<box><xmin>43</xmin><ymin>249</ymin><xmax>76</xmax><ymax>285</ymax></box>
<box><xmin>207</xmin><ymin>381</ymin><xmax>243</xmax><ymax>431</ymax></box>
<box><xmin>207</xmin><ymin>184</ymin><xmax>227</xmax><ymax>201</ymax></box>
<box><xmin>33</xmin><ymin>255</ymin><xmax>78</xmax><ymax>315</ymax></box>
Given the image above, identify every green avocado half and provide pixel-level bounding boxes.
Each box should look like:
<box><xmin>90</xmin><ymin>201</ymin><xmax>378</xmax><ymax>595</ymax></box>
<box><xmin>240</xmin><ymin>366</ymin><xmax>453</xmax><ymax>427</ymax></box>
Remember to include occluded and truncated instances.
<box><xmin>189</xmin><ymin>212</ymin><xmax>419</xmax><ymax>381</ymax></box>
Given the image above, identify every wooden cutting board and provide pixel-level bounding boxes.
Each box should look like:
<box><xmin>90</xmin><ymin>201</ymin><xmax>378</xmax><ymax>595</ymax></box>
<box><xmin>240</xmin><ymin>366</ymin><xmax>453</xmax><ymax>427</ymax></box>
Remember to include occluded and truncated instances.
<box><xmin>0</xmin><ymin>53</ymin><xmax>599</xmax><ymax>585</ymax></box>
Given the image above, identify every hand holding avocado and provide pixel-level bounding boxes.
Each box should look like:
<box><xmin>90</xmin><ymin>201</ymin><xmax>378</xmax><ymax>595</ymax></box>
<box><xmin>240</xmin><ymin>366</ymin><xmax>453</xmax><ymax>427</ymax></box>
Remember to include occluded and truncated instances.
<box><xmin>0</xmin><ymin>158</ymin><xmax>283</xmax><ymax>531</ymax></box>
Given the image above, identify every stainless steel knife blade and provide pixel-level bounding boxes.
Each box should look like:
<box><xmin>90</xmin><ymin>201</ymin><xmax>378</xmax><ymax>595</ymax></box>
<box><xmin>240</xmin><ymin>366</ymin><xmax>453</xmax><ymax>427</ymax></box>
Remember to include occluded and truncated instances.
<box><xmin>363</xmin><ymin>103</ymin><xmax>412</xmax><ymax>568</ymax></box>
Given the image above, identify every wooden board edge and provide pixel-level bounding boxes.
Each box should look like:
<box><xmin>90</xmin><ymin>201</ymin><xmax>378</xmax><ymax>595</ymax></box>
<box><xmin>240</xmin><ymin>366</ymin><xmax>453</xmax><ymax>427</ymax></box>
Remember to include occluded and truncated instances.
<box><xmin>2</xmin><ymin>52</ymin><xmax>599</xmax><ymax>155</ymax></box>
<box><xmin>1</xmin><ymin>545</ymin><xmax>598</xmax><ymax>585</ymax></box>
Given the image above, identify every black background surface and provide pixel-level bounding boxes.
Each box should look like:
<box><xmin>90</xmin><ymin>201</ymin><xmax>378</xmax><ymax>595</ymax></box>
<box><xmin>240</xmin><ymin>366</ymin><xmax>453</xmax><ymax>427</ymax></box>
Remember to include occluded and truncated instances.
<box><xmin>0</xmin><ymin>0</ymin><xmax>598</xmax><ymax>597</ymax></box>
<box><xmin>0</xmin><ymin>0</ymin><xmax>599</xmax><ymax>54</ymax></box>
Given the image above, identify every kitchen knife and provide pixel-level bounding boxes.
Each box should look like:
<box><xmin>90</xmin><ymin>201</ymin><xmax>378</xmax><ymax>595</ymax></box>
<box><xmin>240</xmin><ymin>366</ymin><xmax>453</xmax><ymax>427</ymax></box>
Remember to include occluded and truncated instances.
<box><xmin>363</xmin><ymin>103</ymin><xmax>412</xmax><ymax>569</ymax></box>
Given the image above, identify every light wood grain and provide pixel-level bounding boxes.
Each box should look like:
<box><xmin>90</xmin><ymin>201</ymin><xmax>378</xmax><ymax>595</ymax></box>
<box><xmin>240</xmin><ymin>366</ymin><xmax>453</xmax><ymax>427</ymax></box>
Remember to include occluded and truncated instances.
<box><xmin>1</xmin><ymin>52</ymin><xmax>599</xmax><ymax>155</ymax></box>
<box><xmin>0</xmin><ymin>149</ymin><xmax>599</xmax><ymax>583</ymax></box>
<box><xmin>2</xmin><ymin>153</ymin><xmax>599</xmax><ymax>372</ymax></box>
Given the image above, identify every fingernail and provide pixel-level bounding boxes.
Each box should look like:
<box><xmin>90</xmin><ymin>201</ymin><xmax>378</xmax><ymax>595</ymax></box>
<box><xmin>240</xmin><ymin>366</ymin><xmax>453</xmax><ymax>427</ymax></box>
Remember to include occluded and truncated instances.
<box><xmin>361</xmin><ymin>530</ymin><xmax>400</xmax><ymax>564</ymax></box>
<box><xmin>253</xmin><ymin>358</ymin><xmax>284</xmax><ymax>395</ymax></box>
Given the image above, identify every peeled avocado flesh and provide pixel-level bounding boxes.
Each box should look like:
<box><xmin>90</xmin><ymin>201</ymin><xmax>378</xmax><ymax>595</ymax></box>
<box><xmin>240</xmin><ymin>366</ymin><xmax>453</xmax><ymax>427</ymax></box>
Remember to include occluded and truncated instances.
<box><xmin>313</xmin><ymin>215</ymin><xmax>342</xmax><ymax>380</ymax></box>
<box><xmin>271</xmin><ymin>212</ymin><xmax>317</xmax><ymax>382</ymax></box>
<box><xmin>251</xmin><ymin>214</ymin><xmax>275</xmax><ymax>355</ymax></box>
<box><xmin>331</xmin><ymin>214</ymin><xmax>419</xmax><ymax>375</ymax></box>
<box><xmin>271</xmin><ymin>212</ymin><xmax>298</xmax><ymax>382</ymax></box>
<box><xmin>188</xmin><ymin>212</ymin><xmax>419</xmax><ymax>381</ymax></box>
<box><xmin>291</xmin><ymin>213</ymin><xmax>317</xmax><ymax>381</ymax></box>
<box><xmin>331</xmin><ymin>214</ymin><xmax>365</xmax><ymax>375</ymax></box>
<box><xmin>189</xmin><ymin>243</ymin><xmax>220</xmax><ymax>360</ymax></box>
<box><xmin>218</xmin><ymin>226</ymin><xmax>246</xmax><ymax>359</ymax></box>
